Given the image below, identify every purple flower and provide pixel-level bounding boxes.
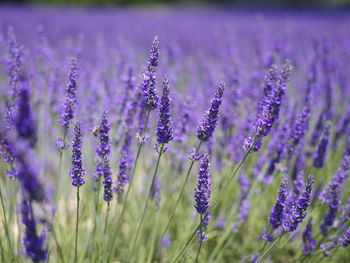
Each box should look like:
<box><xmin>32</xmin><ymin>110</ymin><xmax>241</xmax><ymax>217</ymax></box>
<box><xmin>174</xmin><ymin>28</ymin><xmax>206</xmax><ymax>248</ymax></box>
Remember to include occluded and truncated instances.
<box><xmin>309</xmin><ymin>110</ymin><xmax>327</xmax><ymax>147</ymax></box>
<box><xmin>102</xmin><ymin>158</ymin><xmax>113</xmax><ymax>202</ymax></box>
<box><xmin>321</xmin><ymin>228</ymin><xmax>350</xmax><ymax>257</ymax></box>
<box><xmin>319</xmin><ymin>156</ymin><xmax>350</xmax><ymax>204</ymax></box>
<box><xmin>194</xmin><ymin>154</ymin><xmax>211</xmax><ymax>215</ymax></box>
<box><xmin>197</xmin><ymin>213</ymin><xmax>211</xmax><ymax>243</ymax></box>
<box><xmin>283</xmin><ymin>175</ymin><xmax>314</xmax><ymax>232</ymax></box>
<box><xmin>269</xmin><ymin>174</ymin><xmax>288</xmax><ymax>228</ymax></box>
<box><xmin>156</xmin><ymin>75</ymin><xmax>174</xmax><ymax>144</ymax></box>
<box><xmin>251</xmin><ymin>62</ymin><xmax>292</xmax><ymax>147</ymax></box>
<box><xmin>70</xmin><ymin>121</ymin><xmax>86</xmax><ymax>187</ymax></box>
<box><xmin>12</xmin><ymin>139</ymin><xmax>46</xmax><ymax>203</ymax></box>
<box><xmin>313</xmin><ymin>121</ymin><xmax>331</xmax><ymax>168</ymax></box>
<box><xmin>20</xmin><ymin>201</ymin><xmax>48</xmax><ymax>263</ymax></box>
<box><xmin>59</xmin><ymin>57</ymin><xmax>78</xmax><ymax>130</ymax></box>
<box><xmin>285</xmin><ymin>94</ymin><xmax>312</xmax><ymax>159</ymax></box>
<box><xmin>301</xmin><ymin>217</ymin><xmax>316</xmax><ymax>255</ymax></box>
<box><xmin>115</xmin><ymin>150</ymin><xmax>129</xmax><ymax>195</ymax></box>
<box><xmin>96</xmin><ymin>111</ymin><xmax>111</xmax><ymax>159</ymax></box>
<box><xmin>197</xmin><ymin>81</ymin><xmax>225</xmax><ymax>142</ymax></box>
<box><xmin>6</xmin><ymin>27</ymin><xmax>23</xmax><ymax>101</ymax></box>
<box><xmin>15</xmin><ymin>78</ymin><xmax>37</xmax><ymax>147</ymax></box>
<box><xmin>142</xmin><ymin>36</ymin><xmax>160</xmax><ymax>110</ymax></box>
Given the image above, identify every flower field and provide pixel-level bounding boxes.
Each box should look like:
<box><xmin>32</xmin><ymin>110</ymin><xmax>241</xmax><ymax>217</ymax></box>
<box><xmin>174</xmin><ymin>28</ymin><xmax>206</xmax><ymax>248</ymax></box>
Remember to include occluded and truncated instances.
<box><xmin>0</xmin><ymin>7</ymin><xmax>350</xmax><ymax>263</ymax></box>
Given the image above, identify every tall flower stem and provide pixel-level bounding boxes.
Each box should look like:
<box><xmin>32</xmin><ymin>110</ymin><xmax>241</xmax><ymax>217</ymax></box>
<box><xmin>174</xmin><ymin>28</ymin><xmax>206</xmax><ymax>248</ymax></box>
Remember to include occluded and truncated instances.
<box><xmin>104</xmin><ymin>202</ymin><xmax>110</xmax><ymax>234</ymax></box>
<box><xmin>106</xmin><ymin>110</ymin><xmax>151</xmax><ymax>261</ymax></box>
<box><xmin>172</xmin><ymin>139</ymin><xmax>256</xmax><ymax>263</ymax></box>
<box><xmin>256</xmin><ymin>232</ymin><xmax>286</xmax><ymax>262</ymax></box>
<box><xmin>0</xmin><ymin>185</ymin><xmax>14</xmax><ymax>260</ymax></box>
<box><xmin>56</xmin><ymin>128</ymin><xmax>67</xmax><ymax>201</ymax></box>
<box><xmin>194</xmin><ymin>216</ymin><xmax>204</xmax><ymax>263</ymax></box>
<box><xmin>74</xmin><ymin>187</ymin><xmax>80</xmax><ymax>263</ymax></box>
<box><xmin>130</xmin><ymin>143</ymin><xmax>165</xmax><ymax>261</ymax></box>
<box><xmin>159</xmin><ymin>141</ymin><xmax>202</xmax><ymax>242</ymax></box>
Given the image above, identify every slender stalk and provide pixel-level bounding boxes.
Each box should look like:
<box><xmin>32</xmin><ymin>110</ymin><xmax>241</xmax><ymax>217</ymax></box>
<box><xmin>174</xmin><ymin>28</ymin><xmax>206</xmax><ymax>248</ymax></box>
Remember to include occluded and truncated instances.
<box><xmin>74</xmin><ymin>187</ymin><xmax>80</xmax><ymax>263</ymax></box>
<box><xmin>171</xmin><ymin>140</ymin><xmax>256</xmax><ymax>263</ymax></box>
<box><xmin>106</xmin><ymin>110</ymin><xmax>151</xmax><ymax>262</ymax></box>
<box><xmin>194</xmin><ymin>215</ymin><xmax>204</xmax><ymax>263</ymax></box>
<box><xmin>56</xmin><ymin>129</ymin><xmax>67</xmax><ymax>199</ymax></box>
<box><xmin>130</xmin><ymin>143</ymin><xmax>165</xmax><ymax>261</ymax></box>
<box><xmin>0</xmin><ymin>185</ymin><xmax>14</xmax><ymax>260</ymax></box>
<box><xmin>256</xmin><ymin>232</ymin><xmax>286</xmax><ymax>262</ymax></box>
<box><xmin>159</xmin><ymin>141</ymin><xmax>202</xmax><ymax>242</ymax></box>
<box><xmin>104</xmin><ymin>202</ymin><xmax>110</xmax><ymax>234</ymax></box>
<box><xmin>51</xmin><ymin>228</ymin><xmax>65</xmax><ymax>263</ymax></box>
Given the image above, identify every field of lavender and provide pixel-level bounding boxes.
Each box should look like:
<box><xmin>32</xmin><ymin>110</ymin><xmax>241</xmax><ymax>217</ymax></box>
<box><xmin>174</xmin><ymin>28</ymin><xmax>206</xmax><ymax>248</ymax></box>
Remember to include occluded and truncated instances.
<box><xmin>0</xmin><ymin>6</ymin><xmax>350</xmax><ymax>263</ymax></box>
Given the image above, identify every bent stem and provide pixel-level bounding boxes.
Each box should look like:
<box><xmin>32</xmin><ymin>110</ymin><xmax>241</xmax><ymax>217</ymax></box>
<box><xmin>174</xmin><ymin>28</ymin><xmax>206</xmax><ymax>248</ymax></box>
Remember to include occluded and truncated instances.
<box><xmin>159</xmin><ymin>141</ymin><xmax>202</xmax><ymax>242</ymax></box>
<box><xmin>172</xmin><ymin>140</ymin><xmax>256</xmax><ymax>263</ymax></box>
<box><xmin>257</xmin><ymin>232</ymin><xmax>286</xmax><ymax>262</ymax></box>
<box><xmin>0</xmin><ymin>185</ymin><xmax>14</xmax><ymax>260</ymax></box>
<box><xmin>106</xmin><ymin>110</ymin><xmax>151</xmax><ymax>262</ymax></box>
<box><xmin>74</xmin><ymin>187</ymin><xmax>80</xmax><ymax>263</ymax></box>
<box><xmin>130</xmin><ymin>143</ymin><xmax>165</xmax><ymax>262</ymax></box>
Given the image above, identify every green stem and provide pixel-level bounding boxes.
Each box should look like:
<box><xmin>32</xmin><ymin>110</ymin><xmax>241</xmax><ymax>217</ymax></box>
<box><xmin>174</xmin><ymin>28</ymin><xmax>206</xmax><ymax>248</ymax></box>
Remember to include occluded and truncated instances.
<box><xmin>194</xmin><ymin>215</ymin><xmax>204</xmax><ymax>263</ymax></box>
<box><xmin>0</xmin><ymin>185</ymin><xmax>14</xmax><ymax>259</ymax></box>
<box><xmin>106</xmin><ymin>110</ymin><xmax>151</xmax><ymax>262</ymax></box>
<box><xmin>130</xmin><ymin>143</ymin><xmax>165</xmax><ymax>262</ymax></box>
<box><xmin>256</xmin><ymin>232</ymin><xmax>286</xmax><ymax>262</ymax></box>
<box><xmin>171</xmin><ymin>141</ymin><xmax>255</xmax><ymax>263</ymax></box>
<box><xmin>104</xmin><ymin>202</ymin><xmax>110</xmax><ymax>234</ymax></box>
<box><xmin>159</xmin><ymin>141</ymin><xmax>202</xmax><ymax>243</ymax></box>
<box><xmin>74</xmin><ymin>187</ymin><xmax>80</xmax><ymax>263</ymax></box>
<box><xmin>51</xmin><ymin>228</ymin><xmax>65</xmax><ymax>263</ymax></box>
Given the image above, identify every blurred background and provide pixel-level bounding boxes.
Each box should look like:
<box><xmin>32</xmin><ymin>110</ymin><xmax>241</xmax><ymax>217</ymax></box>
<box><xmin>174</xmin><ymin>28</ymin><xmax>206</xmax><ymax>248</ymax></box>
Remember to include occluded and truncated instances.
<box><xmin>2</xmin><ymin>0</ymin><xmax>350</xmax><ymax>8</ymax></box>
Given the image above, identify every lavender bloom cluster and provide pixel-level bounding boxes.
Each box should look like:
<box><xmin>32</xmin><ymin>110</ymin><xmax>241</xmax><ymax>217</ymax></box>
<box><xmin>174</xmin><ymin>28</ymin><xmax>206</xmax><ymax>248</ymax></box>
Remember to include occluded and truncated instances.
<box><xmin>197</xmin><ymin>82</ymin><xmax>225</xmax><ymax>142</ymax></box>
<box><xmin>70</xmin><ymin>121</ymin><xmax>86</xmax><ymax>187</ymax></box>
<box><xmin>59</xmin><ymin>58</ymin><xmax>78</xmax><ymax>130</ymax></box>
<box><xmin>142</xmin><ymin>36</ymin><xmax>160</xmax><ymax>110</ymax></box>
<box><xmin>156</xmin><ymin>75</ymin><xmax>174</xmax><ymax>144</ymax></box>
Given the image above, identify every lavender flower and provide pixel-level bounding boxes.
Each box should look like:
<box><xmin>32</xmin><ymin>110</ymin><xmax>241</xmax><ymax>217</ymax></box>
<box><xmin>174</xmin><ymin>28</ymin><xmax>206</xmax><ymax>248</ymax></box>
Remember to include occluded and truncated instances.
<box><xmin>115</xmin><ymin>150</ymin><xmax>129</xmax><ymax>195</ymax></box>
<box><xmin>197</xmin><ymin>82</ymin><xmax>225</xmax><ymax>142</ymax></box>
<box><xmin>313</xmin><ymin>121</ymin><xmax>331</xmax><ymax>168</ymax></box>
<box><xmin>142</xmin><ymin>36</ymin><xmax>160</xmax><ymax>110</ymax></box>
<box><xmin>96</xmin><ymin>111</ymin><xmax>111</xmax><ymax>159</ymax></box>
<box><xmin>156</xmin><ymin>75</ymin><xmax>173</xmax><ymax>144</ymax></box>
<box><xmin>7</xmin><ymin>27</ymin><xmax>23</xmax><ymax>101</ymax></box>
<box><xmin>301</xmin><ymin>217</ymin><xmax>316</xmax><ymax>255</ymax></box>
<box><xmin>0</xmin><ymin>132</ymin><xmax>17</xmax><ymax>177</ymax></box>
<box><xmin>194</xmin><ymin>154</ymin><xmax>211</xmax><ymax>215</ymax></box>
<box><xmin>321</xmin><ymin>228</ymin><xmax>350</xmax><ymax>257</ymax></box>
<box><xmin>256</xmin><ymin>62</ymin><xmax>292</xmax><ymax>136</ymax></box>
<box><xmin>309</xmin><ymin>110</ymin><xmax>327</xmax><ymax>147</ymax></box>
<box><xmin>285</xmin><ymin>94</ymin><xmax>312</xmax><ymax>159</ymax></box>
<box><xmin>283</xmin><ymin>175</ymin><xmax>314</xmax><ymax>232</ymax></box>
<box><xmin>102</xmin><ymin>158</ymin><xmax>113</xmax><ymax>202</ymax></box>
<box><xmin>12</xmin><ymin>139</ymin><xmax>46</xmax><ymax>203</ymax></box>
<box><xmin>59</xmin><ymin>58</ymin><xmax>78</xmax><ymax>130</ymax></box>
<box><xmin>15</xmin><ymin>78</ymin><xmax>37</xmax><ymax>147</ymax></box>
<box><xmin>269</xmin><ymin>174</ymin><xmax>288</xmax><ymax>228</ymax></box>
<box><xmin>319</xmin><ymin>156</ymin><xmax>350</xmax><ymax>204</ymax></box>
<box><xmin>21</xmin><ymin>201</ymin><xmax>48</xmax><ymax>263</ymax></box>
<box><xmin>70</xmin><ymin>122</ymin><xmax>86</xmax><ymax>187</ymax></box>
<box><xmin>197</xmin><ymin>213</ymin><xmax>211</xmax><ymax>242</ymax></box>
<box><xmin>247</xmin><ymin>62</ymin><xmax>292</xmax><ymax>151</ymax></box>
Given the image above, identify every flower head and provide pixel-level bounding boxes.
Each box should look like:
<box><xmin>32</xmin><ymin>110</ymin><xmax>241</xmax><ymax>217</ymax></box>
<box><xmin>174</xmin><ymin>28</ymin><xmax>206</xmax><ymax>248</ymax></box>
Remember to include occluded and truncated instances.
<box><xmin>156</xmin><ymin>75</ymin><xmax>174</xmax><ymax>144</ymax></box>
<box><xmin>194</xmin><ymin>154</ymin><xmax>211</xmax><ymax>215</ymax></box>
<box><xmin>59</xmin><ymin>57</ymin><xmax>78</xmax><ymax>130</ymax></box>
<box><xmin>197</xmin><ymin>82</ymin><xmax>225</xmax><ymax>142</ymax></box>
<box><xmin>70</xmin><ymin>121</ymin><xmax>86</xmax><ymax>187</ymax></box>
